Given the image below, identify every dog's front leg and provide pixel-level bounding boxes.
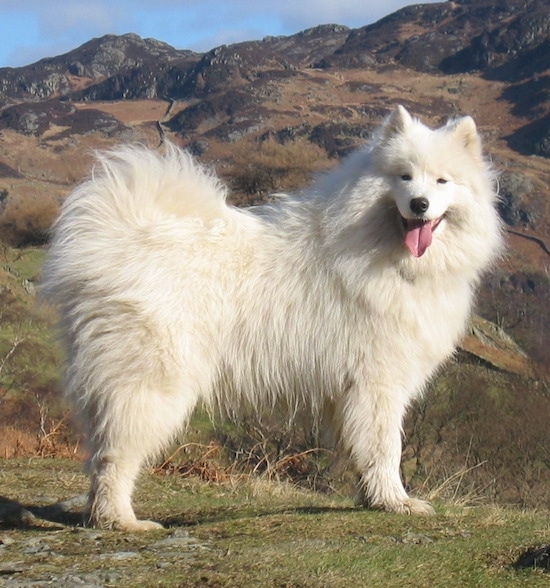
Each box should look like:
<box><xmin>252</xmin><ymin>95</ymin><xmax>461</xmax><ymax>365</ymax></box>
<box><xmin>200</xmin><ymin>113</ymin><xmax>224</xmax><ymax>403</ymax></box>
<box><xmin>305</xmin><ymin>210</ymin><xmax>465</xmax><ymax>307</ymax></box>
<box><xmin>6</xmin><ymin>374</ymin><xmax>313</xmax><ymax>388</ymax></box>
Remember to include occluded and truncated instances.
<box><xmin>339</xmin><ymin>383</ymin><xmax>434</xmax><ymax>515</ymax></box>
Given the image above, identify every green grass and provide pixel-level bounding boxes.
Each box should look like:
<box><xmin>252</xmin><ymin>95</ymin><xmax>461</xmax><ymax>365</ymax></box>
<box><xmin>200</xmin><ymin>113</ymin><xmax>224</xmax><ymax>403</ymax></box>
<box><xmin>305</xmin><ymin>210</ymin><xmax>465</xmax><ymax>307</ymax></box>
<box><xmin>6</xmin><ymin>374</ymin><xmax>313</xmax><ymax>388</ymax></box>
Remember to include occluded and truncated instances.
<box><xmin>6</xmin><ymin>246</ymin><xmax>47</xmax><ymax>283</ymax></box>
<box><xmin>0</xmin><ymin>458</ymin><xmax>548</xmax><ymax>587</ymax></box>
<box><xmin>0</xmin><ymin>246</ymin><xmax>61</xmax><ymax>400</ymax></box>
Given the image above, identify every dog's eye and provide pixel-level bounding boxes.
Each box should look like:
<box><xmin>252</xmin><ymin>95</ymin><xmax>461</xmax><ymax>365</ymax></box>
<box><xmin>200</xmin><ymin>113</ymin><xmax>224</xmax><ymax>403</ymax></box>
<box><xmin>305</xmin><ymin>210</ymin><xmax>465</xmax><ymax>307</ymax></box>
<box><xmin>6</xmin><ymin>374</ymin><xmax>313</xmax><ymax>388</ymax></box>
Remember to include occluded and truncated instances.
<box><xmin>401</xmin><ymin>174</ymin><xmax>412</xmax><ymax>181</ymax></box>
<box><xmin>437</xmin><ymin>178</ymin><xmax>448</xmax><ymax>185</ymax></box>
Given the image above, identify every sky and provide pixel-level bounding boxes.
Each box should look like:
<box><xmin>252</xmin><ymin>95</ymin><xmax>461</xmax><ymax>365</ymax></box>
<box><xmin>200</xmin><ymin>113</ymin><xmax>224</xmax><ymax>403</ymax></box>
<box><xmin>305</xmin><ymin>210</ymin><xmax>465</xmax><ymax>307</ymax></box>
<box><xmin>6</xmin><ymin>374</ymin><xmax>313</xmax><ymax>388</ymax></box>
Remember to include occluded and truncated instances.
<box><xmin>0</xmin><ymin>0</ymin><xmax>443</xmax><ymax>68</ymax></box>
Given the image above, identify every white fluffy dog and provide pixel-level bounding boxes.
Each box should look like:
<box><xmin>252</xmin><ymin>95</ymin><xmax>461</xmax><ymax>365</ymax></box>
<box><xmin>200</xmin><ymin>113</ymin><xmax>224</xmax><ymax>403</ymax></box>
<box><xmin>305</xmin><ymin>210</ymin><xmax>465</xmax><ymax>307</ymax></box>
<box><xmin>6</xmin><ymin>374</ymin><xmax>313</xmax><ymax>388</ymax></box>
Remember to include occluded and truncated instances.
<box><xmin>42</xmin><ymin>106</ymin><xmax>502</xmax><ymax>530</ymax></box>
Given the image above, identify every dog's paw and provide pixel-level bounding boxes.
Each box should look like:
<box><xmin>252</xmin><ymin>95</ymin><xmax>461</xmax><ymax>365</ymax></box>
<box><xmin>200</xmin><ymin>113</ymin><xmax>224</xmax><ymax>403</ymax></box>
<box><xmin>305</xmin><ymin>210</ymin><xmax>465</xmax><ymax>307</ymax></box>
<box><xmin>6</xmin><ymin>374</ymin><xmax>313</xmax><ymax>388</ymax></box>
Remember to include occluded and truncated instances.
<box><xmin>89</xmin><ymin>516</ymin><xmax>164</xmax><ymax>531</ymax></box>
<box><xmin>372</xmin><ymin>497</ymin><xmax>435</xmax><ymax>515</ymax></box>
<box><xmin>119</xmin><ymin>518</ymin><xmax>165</xmax><ymax>532</ymax></box>
<box><xmin>398</xmin><ymin>497</ymin><xmax>435</xmax><ymax>515</ymax></box>
<box><xmin>356</xmin><ymin>491</ymin><xmax>435</xmax><ymax>515</ymax></box>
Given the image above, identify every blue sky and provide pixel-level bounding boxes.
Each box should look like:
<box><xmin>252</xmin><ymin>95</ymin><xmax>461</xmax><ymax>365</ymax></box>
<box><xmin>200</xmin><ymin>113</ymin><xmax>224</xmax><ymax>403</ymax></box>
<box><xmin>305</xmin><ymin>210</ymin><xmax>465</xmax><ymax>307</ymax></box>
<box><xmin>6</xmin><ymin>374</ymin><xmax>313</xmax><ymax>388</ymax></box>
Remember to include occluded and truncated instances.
<box><xmin>0</xmin><ymin>0</ymin><xmax>442</xmax><ymax>68</ymax></box>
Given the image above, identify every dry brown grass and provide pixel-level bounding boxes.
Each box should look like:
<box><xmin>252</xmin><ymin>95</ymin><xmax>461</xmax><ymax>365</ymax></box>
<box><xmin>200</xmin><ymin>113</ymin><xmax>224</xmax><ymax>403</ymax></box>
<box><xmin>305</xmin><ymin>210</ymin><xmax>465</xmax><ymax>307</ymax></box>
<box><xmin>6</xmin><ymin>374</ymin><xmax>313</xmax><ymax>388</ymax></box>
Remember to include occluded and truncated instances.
<box><xmin>224</xmin><ymin>137</ymin><xmax>334</xmax><ymax>203</ymax></box>
<box><xmin>0</xmin><ymin>426</ymin><xmax>38</xmax><ymax>458</ymax></box>
<box><xmin>0</xmin><ymin>191</ymin><xmax>60</xmax><ymax>246</ymax></box>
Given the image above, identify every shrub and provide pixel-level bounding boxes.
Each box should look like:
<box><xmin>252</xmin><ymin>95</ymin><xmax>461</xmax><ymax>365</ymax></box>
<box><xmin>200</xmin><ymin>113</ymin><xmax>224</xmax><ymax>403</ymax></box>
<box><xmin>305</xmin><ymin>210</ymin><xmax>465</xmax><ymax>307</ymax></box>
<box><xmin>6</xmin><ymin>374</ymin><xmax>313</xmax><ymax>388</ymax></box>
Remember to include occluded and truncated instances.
<box><xmin>225</xmin><ymin>138</ymin><xmax>333</xmax><ymax>203</ymax></box>
<box><xmin>403</xmin><ymin>364</ymin><xmax>550</xmax><ymax>508</ymax></box>
<box><xmin>0</xmin><ymin>191</ymin><xmax>59</xmax><ymax>246</ymax></box>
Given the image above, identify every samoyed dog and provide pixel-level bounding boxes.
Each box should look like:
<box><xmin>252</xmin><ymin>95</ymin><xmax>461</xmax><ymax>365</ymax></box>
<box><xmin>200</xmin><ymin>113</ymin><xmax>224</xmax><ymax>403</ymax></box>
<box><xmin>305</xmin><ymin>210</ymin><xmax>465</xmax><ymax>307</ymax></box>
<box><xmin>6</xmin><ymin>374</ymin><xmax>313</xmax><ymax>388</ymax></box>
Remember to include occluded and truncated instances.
<box><xmin>42</xmin><ymin>106</ymin><xmax>502</xmax><ymax>530</ymax></box>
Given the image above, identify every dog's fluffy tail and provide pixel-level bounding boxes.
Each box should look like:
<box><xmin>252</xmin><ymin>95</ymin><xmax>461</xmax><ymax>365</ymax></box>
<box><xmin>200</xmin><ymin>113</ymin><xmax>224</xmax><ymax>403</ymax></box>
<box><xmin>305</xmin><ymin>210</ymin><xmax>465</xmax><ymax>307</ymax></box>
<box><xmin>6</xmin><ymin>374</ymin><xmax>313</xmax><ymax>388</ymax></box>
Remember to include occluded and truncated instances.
<box><xmin>42</xmin><ymin>144</ymin><xmax>234</xmax><ymax>306</ymax></box>
<box><xmin>49</xmin><ymin>144</ymin><xmax>229</xmax><ymax>242</ymax></box>
<box><xmin>87</xmin><ymin>143</ymin><xmax>229</xmax><ymax>223</ymax></box>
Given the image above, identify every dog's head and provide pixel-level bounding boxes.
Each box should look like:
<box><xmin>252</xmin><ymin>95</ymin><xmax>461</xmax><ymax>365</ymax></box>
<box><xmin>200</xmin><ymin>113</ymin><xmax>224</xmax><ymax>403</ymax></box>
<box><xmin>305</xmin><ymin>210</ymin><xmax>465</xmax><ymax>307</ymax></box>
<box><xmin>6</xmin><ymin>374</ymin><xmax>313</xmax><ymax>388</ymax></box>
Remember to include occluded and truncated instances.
<box><xmin>372</xmin><ymin>106</ymin><xmax>488</xmax><ymax>258</ymax></box>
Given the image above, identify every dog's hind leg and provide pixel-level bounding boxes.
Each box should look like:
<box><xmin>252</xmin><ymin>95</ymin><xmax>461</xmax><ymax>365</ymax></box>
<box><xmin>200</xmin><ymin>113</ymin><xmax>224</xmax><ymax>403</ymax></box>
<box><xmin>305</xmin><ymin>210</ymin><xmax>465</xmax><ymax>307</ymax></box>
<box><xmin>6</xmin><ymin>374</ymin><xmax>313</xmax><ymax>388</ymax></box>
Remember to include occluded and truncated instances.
<box><xmin>83</xmin><ymin>382</ymin><xmax>198</xmax><ymax>531</ymax></box>
<box><xmin>339</xmin><ymin>384</ymin><xmax>434</xmax><ymax>515</ymax></box>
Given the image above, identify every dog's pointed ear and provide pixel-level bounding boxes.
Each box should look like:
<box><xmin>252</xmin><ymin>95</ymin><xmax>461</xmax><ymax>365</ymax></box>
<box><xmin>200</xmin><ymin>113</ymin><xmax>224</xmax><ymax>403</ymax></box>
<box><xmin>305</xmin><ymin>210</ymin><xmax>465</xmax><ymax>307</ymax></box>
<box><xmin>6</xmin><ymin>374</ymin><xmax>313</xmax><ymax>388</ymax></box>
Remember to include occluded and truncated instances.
<box><xmin>381</xmin><ymin>105</ymin><xmax>413</xmax><ymax>140</ymax></box>
<box><xmin>448</xmin><ymin>116</ymin><xmax>482</xmax><ymax>159</ymax></box>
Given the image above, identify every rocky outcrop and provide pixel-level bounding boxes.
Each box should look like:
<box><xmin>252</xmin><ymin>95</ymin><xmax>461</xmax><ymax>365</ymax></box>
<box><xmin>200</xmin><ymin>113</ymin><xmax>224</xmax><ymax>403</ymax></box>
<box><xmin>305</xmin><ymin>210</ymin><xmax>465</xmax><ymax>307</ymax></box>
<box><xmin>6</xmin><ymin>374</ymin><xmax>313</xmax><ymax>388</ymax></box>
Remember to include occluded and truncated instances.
<box><xmin>320</xmin><ymin>0</ymin><xmax>549</xmax><ymax>76</ymax></box>
<box><xmin>507</xmin><ymin>113</ymin><xmax>550</xmax><ymax>158</ymax></box>
<box><xmin>0</xmin><ymin>100</ymin><xmax>127</xmax><ymax>138</ymax></box>
<box><xmin>0</xmin><ymin>33</ymin><xmax>199</xmax><ymax>101</ymax></box>
<box><xmin>460</xmin><ymin>316</ymin><xmax>536</xmax><ymax>378</ymax></box>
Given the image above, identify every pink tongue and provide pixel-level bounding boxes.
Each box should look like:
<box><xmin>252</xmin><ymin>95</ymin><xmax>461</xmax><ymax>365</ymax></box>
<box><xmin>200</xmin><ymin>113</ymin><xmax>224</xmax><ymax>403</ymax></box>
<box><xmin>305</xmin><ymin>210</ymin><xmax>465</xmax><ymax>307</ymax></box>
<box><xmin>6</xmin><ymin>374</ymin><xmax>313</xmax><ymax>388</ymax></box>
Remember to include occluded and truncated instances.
<box><xmin>404</xmin><ymin>220</ymin><xmax>434</xmax><ymax>257</ymax></box>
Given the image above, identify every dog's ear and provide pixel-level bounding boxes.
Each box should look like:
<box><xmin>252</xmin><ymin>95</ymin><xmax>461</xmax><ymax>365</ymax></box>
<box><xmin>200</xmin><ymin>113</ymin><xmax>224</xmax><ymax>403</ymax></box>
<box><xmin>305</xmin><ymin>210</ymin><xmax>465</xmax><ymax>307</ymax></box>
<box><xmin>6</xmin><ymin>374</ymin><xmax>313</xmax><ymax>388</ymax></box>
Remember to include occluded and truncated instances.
<box><xmin>448</xmin><ymin>116</ymin><xmax>482</xmax><ymax>159</ymax></box>
<box><xmin>381</xmin><ymin>105</ymin><xmax>413</xmax><ymax>140</ymax></box>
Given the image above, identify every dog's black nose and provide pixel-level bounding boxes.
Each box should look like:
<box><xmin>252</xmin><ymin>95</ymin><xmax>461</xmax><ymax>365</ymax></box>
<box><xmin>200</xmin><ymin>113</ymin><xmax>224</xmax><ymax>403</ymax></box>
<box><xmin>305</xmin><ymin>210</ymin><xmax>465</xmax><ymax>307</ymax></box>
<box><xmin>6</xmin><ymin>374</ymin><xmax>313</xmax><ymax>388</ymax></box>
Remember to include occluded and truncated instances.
<box><xmin>410</xmin><ymin>197</ymin><xmax>429</xmax><ymax>215</ymax></box>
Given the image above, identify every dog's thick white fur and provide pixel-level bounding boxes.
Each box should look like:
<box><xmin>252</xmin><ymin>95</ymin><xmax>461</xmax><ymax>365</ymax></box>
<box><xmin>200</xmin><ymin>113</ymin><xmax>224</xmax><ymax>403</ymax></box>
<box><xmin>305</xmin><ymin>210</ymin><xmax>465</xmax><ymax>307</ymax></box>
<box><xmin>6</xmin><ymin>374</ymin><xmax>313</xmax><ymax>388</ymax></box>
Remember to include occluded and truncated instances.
<box><xmin>42</xmin><ymin>106</ymin><xmax>502</xmax><ymax>530</ymax></box>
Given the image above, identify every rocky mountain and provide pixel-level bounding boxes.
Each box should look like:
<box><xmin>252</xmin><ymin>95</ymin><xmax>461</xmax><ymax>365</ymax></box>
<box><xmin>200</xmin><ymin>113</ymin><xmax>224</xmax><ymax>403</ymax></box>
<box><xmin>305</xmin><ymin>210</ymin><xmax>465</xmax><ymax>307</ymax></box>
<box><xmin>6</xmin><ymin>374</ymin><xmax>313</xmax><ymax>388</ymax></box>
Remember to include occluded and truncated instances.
<box><xmin>0</xmin><ymin>0</ymin><xmax>548</xmax><ymax>371</ymax></box>
<box><xmin>0</xmin><ymin>0</ymin><xmax>547</xmax><ymax>154</ymax></box>
<box><xmin>321</xmin><ymin>0</ymin><xmax>549</xmax><ymax>74</ymax></box>
<box><xmin>0</xmin><ymin>33</ymin><xmax>198</xmax><ymax>100</ymax></box>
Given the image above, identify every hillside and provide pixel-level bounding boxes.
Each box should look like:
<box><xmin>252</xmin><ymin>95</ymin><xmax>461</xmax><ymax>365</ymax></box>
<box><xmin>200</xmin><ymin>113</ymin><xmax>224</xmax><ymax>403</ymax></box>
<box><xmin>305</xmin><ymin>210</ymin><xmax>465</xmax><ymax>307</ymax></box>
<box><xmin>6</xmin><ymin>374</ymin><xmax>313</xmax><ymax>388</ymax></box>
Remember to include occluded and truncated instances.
<box><xmin>0</xmin><ymin>459</ymin><xmax>549</xmax><ymax>587</ymax></box>
<box><xmin>0</xmin><ymin>0</ymin><xmax>548</xmax><ymax>508</ymax></box>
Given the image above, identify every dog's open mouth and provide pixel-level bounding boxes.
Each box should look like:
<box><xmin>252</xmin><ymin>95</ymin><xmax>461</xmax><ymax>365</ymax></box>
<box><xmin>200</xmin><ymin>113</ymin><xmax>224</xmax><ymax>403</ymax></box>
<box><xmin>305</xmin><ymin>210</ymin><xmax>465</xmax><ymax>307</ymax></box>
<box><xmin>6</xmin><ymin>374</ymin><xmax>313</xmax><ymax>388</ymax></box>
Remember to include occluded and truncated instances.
<box><xmin>401</xmin><ymin>216</ymin><xmax>442</xmax><ymax>258</ymax></box>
